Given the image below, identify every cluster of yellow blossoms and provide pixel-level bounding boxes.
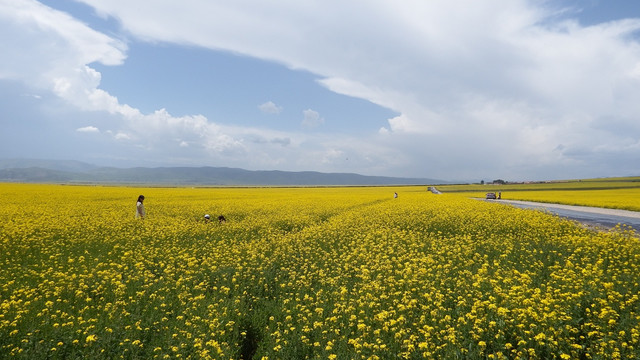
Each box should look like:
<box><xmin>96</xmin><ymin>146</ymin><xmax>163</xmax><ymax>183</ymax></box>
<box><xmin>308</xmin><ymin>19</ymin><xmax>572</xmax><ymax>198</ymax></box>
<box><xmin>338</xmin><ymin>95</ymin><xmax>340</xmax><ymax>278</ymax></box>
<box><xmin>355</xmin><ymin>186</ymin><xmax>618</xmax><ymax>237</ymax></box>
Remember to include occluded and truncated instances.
<box><xmin>479</xmin><ymin>188</ymin><xmax>640</xmax><ymax>212</ymax></box>
<box><xmin>1</xmin><ymin>184</ymin><xmax>639</xmax><ymax>359</ymax></box>
<box><xmin>438</xmin><ymin>177</ymin><xmax>640</xmax><ymax>212</ymax></box>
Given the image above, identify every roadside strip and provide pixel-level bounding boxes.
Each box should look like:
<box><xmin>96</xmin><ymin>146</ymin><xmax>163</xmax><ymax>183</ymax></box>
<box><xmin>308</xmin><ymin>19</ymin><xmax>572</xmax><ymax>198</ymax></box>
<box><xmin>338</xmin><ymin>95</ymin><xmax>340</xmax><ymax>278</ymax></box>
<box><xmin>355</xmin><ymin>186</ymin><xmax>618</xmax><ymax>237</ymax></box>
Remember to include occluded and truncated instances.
<box><xmin>483</xmin><ymin>199</ymin><xmax>640</xmax><ymax>232</ymax></box>
<box><xmin>488</xmin><ymin>199</ymin><xmax>640</xmax><ymax>219</ymax></box>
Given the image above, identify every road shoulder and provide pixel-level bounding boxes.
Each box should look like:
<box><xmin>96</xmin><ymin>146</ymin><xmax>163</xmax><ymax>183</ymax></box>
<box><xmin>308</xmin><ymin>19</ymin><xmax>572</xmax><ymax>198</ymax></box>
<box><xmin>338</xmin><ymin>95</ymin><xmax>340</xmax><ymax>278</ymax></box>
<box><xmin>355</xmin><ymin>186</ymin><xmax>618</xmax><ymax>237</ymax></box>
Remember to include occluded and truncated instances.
<box><xmin>485</xmin><ymin>199</ymin><xmax>640</xmax><ymax>219</ymax></box>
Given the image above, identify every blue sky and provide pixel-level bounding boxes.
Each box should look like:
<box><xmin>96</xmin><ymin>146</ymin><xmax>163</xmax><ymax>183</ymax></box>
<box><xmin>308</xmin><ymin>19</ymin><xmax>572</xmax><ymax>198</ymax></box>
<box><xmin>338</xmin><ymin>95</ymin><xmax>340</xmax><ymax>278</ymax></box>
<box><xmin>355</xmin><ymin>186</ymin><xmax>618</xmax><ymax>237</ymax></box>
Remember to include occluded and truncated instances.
<box><xmin>1</xmin><ymin>0</ymin><xmax>640</xmax><ymax>181</ymax></box>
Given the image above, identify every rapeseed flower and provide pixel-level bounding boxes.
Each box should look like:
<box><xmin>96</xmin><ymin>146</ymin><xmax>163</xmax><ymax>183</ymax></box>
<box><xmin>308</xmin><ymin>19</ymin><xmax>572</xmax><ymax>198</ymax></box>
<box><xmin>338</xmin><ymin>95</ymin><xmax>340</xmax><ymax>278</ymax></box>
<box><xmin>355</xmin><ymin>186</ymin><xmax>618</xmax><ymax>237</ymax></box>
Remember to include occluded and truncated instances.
<box><xmin>0</xmin><ymin>184</ymin><xmax>638</xmax><ymax>359</ymax></box>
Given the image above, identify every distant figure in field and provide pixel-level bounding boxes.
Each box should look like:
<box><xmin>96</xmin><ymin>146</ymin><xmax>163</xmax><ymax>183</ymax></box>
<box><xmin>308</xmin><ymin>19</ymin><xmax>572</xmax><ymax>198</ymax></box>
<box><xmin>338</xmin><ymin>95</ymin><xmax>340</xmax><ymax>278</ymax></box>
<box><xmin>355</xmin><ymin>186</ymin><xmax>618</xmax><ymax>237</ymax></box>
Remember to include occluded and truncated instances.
<box><xmin>498</xmin><ymin>191</ymin><xmax>502</xmax><ymax>200</ymax></box>
<box><xmin>394</xmin><ymin>192</ymin><xmax>398</xmax><ymax>199</ymax></box>
<box><xmin>135</xmin><ymin>195</ymin><xmax>145</xmax><ymax>218</ymax></box>
<box><xmin>204</xmin><ymin>214</ymin><xmax>211</xmax><ymax>223</ymax></box>
<box><xmin>218</xmin><ymin>215</ymin><xmax>226</xmax><ymax>223</ymax></box>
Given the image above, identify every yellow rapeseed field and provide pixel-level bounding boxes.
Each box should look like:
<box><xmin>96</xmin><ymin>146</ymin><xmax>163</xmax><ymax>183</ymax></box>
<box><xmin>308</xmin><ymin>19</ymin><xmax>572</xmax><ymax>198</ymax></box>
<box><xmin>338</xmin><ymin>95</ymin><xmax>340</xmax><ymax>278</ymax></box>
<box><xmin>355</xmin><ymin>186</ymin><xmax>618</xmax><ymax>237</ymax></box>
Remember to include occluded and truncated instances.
<box><xmin>1</xmin><ymin>183</ymin><xmax>639</xmax><ymax>359</ymax></box>
<box><xmin>437</xmin><ymin>177</ymin><xmax>640</xmax><ymax>211</ymax></box>
<box><xmin>475</xmin><ymin>189</ymin><xmax>640</xmax><ymax>212</ymax></box>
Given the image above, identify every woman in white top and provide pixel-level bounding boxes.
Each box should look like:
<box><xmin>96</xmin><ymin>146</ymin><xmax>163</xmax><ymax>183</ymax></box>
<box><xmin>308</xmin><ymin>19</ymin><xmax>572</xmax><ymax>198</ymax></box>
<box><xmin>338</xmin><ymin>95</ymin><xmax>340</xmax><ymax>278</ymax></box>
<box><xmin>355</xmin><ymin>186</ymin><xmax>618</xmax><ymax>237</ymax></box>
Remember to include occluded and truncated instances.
<box><xmin>135</xmin><ymin>195</ymin><xmax>146</xmax><ymax>218</ymax></box>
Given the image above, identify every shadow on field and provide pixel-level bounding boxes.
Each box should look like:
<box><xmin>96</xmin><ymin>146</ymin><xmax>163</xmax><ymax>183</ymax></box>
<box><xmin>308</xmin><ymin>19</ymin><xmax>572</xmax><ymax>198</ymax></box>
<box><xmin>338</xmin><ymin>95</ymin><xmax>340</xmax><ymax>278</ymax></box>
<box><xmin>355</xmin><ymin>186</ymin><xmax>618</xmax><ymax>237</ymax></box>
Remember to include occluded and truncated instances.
<box><xmin>239</xmin><ymin>324</ymin><xmax>259</xmax><ymax>360</ymax></box>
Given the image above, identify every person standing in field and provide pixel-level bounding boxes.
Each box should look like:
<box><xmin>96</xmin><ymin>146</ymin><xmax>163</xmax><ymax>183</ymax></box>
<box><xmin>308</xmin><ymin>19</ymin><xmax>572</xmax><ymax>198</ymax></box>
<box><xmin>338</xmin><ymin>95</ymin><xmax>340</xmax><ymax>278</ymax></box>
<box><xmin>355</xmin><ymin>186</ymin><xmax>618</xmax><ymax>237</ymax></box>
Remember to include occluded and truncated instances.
<box><xmin>135</xmin><ymin>195</ymin><xmax>146</xmax><ymax>218</ymax></box>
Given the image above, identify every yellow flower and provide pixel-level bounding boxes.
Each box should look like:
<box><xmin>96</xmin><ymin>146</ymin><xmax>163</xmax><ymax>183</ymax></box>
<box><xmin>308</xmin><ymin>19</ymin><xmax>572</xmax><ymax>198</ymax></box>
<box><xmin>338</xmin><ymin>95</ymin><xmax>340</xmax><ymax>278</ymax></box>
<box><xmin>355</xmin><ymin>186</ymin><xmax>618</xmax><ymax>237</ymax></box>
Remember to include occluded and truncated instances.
<box><xmin>85</xmin><ymin>335</ymin><xmax>97</xmax><ymax>343</ymax></box>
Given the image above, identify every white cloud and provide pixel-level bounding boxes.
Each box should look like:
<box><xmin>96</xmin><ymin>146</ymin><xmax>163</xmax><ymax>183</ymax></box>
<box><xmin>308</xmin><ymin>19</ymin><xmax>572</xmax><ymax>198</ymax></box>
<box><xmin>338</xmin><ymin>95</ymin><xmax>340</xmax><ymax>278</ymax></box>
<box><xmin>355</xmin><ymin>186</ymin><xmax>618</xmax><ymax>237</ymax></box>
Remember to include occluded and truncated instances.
<box><xmin>114</xmin><ymin>132</ymin><xmax>131</xmax><ymax>140</ymax></box>
<box><xmin>0</xmin><ymin>0</ymin><xmax>126</xmax><ymax>86</ymax></box>
<box><xmin>21</xmin><ymin>93</ymin><xmax>42</xmax><ymax>100</ymax></box>
<box><xmin>321</xmin><ymin>148</ymin><xmax>345</xmax><ymax>165</ymax></box>
<box><xmin>0</xmin><ymin>0</ymin><xmax>252</xmax><ymax>165</ymax></box>
<box><xmin>3</xmin><ymin>0</ymin><xmax>640</xmax><ymax>179</ymax></box>
<box><xmin>301</xmin><ymin>109</ymin><xmax>324</xmax><ymax>129</ymax></box>
<box><xmin>76</xmin><ymin>126</ymin><xmax>100</xmax><ymax>133</ymax></box>
<box><xmin>258</xmin><ymin>101</ymin><xmax>283</xmax><ymax>114</ymax></box>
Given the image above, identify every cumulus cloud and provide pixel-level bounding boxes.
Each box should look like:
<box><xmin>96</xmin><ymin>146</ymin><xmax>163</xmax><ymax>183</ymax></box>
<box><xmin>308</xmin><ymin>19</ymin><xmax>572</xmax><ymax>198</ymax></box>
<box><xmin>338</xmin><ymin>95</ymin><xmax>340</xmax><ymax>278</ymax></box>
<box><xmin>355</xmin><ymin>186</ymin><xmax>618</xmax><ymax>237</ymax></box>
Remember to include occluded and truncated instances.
<box><xmin>0</xmin><ymin>0</ymin><xmax>251</xmax><ymax>164</ymax></box>
<box><xmin>2</xmin><ymin>0</ymin><xmax>640</xmax><ymax>179</ymax></box>
<box><xmin>113</xmin><ymin>132</ymin><xmax>131</xmax><ymax>141</ymax></box>
<box><xmin>68</xmin><ymin>0</ymin><xmax>639</xmax><ymax>178</ymax></box>
<box><xmin>76</xmin><ymin>126</ymin><xmax>100</xmax><ymax>133</ymax></box>
<box><xmin>320</xmin><ymin>148</ymin><xmax>345</xmax><ymax>164</ymax></box>
<box><xmin>301</xmin><ymin>109</ymin><xmax>324</xmax><ymax>129</ymax></box>
<box><xmin>0</xmin><ymin>1</ymin><xmax>126</xmax><ymax>88</ymax></box>
<box><xmin>258</xmin><ymin>101</ymin><xmax>283</xmax><ymax>114</ymax></box>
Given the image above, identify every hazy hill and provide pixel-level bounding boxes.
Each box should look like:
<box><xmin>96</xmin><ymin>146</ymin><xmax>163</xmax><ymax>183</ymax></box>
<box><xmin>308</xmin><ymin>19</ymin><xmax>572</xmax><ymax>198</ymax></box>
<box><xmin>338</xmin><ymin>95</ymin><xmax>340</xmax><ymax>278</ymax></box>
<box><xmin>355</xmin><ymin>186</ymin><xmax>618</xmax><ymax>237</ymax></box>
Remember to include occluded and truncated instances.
<box><xmin>0</xmin><ymin>167</ymin><xmax>76</xmax><ymax>183</ymax></box>
<box><xmin>0</xmin><ymin>159</ymin><xmax>445</xmax><ymax>186</ymax></box>
<box><xmin>0</xmin><ymin>158</ymin><xmax>97</xmax><ymax>172</ymax></box>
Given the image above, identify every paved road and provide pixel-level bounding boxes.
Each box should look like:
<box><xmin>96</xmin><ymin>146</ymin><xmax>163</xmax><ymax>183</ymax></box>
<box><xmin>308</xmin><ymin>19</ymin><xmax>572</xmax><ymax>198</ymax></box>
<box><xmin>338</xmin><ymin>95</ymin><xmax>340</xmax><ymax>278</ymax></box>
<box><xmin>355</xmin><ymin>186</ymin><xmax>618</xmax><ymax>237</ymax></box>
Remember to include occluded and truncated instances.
<box><xmin>485</xmin><ymin>199</ymin><xmax>640</xmax><ymax>233</ymax></box>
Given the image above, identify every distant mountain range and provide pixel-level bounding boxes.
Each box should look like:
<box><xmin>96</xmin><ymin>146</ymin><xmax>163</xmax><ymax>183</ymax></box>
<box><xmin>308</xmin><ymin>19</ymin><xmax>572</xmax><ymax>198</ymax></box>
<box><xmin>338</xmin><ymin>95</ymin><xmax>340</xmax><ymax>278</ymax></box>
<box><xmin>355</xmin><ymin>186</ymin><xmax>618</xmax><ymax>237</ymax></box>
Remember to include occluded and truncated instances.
<box><xmin>0</xmin><ymin>158</ymin><xmax>446</xmax><ymax>186</ymax></box>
